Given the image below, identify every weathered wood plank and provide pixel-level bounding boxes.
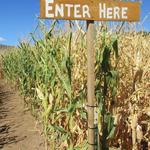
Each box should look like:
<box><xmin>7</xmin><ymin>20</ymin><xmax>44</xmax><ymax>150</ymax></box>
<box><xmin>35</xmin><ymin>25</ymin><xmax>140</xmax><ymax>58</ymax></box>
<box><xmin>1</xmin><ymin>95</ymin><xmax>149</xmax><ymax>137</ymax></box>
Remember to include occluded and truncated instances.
<box><xmin>40</xmin><ymin>0</ymin><xmax>140</xmax><ymax>21</ymax></box>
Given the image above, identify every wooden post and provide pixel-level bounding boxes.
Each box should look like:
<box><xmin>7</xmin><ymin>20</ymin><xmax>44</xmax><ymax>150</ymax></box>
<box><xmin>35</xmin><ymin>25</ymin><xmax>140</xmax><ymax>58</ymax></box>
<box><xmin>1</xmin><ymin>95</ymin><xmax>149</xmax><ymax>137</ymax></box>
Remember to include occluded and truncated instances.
<box><xmin>87</xmin><ymin>20</ymin><xmax>96</xmax><ymax>150</ymax></box>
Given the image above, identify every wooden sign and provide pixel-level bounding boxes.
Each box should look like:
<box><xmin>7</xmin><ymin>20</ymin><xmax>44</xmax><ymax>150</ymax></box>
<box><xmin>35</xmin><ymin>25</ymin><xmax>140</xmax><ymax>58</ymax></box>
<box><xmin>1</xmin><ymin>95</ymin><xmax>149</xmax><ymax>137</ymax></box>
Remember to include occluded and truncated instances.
<box><xmin>40</xmin><ymin>0</ymin><xmax>140</xmax><ymax>21</ymax></box>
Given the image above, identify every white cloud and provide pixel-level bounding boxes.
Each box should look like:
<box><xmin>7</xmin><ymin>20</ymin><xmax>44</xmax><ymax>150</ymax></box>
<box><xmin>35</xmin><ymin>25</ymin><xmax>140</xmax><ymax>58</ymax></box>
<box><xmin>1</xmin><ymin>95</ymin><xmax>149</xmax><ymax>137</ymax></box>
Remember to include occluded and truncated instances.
<box><xmin>0</xmin><ymin>37</ymin><xmax>6</xmax><ymax>42</ymax></box>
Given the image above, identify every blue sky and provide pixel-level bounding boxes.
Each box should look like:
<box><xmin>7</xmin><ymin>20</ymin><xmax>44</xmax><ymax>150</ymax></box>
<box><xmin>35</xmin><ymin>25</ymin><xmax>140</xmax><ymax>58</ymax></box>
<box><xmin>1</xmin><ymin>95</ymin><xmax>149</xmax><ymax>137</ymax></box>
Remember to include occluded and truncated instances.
<box><xmin>0</xmin><ymin>0</ymin><xmax>150</xmax><ymax>46</ymax></box>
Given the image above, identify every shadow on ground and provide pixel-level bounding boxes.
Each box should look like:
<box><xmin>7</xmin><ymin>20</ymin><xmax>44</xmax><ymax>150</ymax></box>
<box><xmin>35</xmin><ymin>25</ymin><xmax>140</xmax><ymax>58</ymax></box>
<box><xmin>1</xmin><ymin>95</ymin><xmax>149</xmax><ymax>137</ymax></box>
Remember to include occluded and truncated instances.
<box><xmin>0</xmin><ymin>89</ymin><xmax>26</xmax><ymax>149</ymax></box>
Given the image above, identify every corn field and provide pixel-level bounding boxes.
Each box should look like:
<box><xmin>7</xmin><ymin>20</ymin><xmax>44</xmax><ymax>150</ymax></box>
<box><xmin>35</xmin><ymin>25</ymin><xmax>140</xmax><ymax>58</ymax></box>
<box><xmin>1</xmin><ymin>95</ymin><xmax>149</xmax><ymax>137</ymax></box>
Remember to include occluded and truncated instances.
<box><xmin>1</xmin><ymin>21</ymin><xmax>150</xmax><ymax>150</ymax></box>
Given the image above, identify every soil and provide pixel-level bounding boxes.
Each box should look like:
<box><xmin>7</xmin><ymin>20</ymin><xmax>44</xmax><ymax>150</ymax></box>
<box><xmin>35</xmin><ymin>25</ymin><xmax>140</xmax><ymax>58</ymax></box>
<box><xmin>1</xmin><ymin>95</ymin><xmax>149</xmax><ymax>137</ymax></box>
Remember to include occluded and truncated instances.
<box><xmin>0</xmin><ymin>79</ymin><xmax>45</xmax><ymax>150</ymax></box>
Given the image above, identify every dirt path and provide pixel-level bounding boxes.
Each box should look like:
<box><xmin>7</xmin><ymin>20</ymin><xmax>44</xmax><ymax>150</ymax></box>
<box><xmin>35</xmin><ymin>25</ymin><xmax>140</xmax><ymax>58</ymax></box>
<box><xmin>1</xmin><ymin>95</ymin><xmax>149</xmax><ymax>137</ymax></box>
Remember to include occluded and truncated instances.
<box><xmin>0</xmin><ymin>79</ymin><xmax>45</xmax><ymax>150</ymax></box>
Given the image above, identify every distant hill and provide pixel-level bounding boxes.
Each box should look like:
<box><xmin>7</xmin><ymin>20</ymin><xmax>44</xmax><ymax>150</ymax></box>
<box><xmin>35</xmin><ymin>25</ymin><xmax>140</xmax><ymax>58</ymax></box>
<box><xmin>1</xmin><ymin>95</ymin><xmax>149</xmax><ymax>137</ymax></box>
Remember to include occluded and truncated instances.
<box><xmin>0</xmin><ymin>44</ymin><xmax>15</xmax><ymax>49</ymax></box>
<box><xmin>0</xmin><ymin>44</ymin><xmax>15</xmax><ymax>54</ymax></box>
